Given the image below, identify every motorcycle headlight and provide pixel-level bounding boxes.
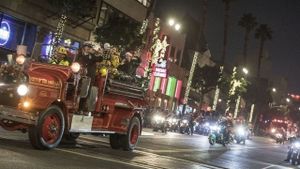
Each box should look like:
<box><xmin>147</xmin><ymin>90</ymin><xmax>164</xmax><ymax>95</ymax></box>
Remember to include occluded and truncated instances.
<box><xmin>210</xmin><ymin>125</ymin><xmax>220</xmax><ymax>131</ymax></box>
<box><xmin>271</xmin><ymin>128</ymin><xmax>276</xmax><ymax>133</ymax></box>
<box><xmin>205</xmin><ymin>122</ymin><xmax>210</xmax><ymax>127</ymax></box>
<box><xmin>17</xmin><ymin>84</ymin><xmax>28</xmax><ymax>96</ymax></box>
<box><xmin>153</xmin><ymin>115</ymin><xmax>163</xmax><ymax>122</ymax></box>
<box><xmin>237</xmin><ymin>127</ymin><xmax>245</xmax><ymax>135</ymax></box>
<box><xmin>172</xmin><ymin>118</ymin><xmax>177</xmax><ymax>123</ymax></box>
<box><xmin>182</xmin><ymin>120</ymin><xmax>188</xmax><ymax>124</ymax></box>
<box><xmin>275</xmin><ymin>133</ymin><xmax>282</xmax><ymax>138</ymax></box>
<box><xmin>293</xmin><ymin>142</ymin><xmax>300</xmax><ymax>148</ymax></box>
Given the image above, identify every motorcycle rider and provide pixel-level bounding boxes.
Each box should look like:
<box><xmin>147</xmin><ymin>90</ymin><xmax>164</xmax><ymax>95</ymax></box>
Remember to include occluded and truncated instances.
<box><xmin>218</xmin><ymin>113</ymin><xmax>233</xmax><ymax>143</ymax></box>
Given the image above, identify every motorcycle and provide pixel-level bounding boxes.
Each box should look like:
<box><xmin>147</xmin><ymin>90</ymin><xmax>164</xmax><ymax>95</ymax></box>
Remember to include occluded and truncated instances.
<box><xmin>167</xmin><ymin>117</ymin><xmax>179</xmax><ymax>132</ymax></box>
<box><xmin>152</xmin><ymin>114</ymin><xmax>168</xmax><ymax>133</ymax></box>
<box><xmin>287</xmin><ymin>141</ymin><xmax>300</xmax><ymax>165</ymax></box>
<box><xmin>275</xmin><ymin>132</ymin><xmax>285</xmax><ymax>144</ymax></box>
<box><xmin>179</xmin><ymin>119</ymin><xmax>190</xmax><ymax>134</ymax></box>
<box><xmin>208</xmin><ymin>124</ymin><xmax>229</xmax><ymax>146</ymax></box>
<box><xmin>196</xmin><ymin>122</ymin><xmax>211</xmax><ymax>135</ymax></box>
<box><xmin>234</xmin><ymin>126</ymin><xmax>246</xmax><ymax>144</ymax></box>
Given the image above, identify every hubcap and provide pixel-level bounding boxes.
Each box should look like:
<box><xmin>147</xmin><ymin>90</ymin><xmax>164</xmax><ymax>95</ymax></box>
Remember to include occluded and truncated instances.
<box><xmin>41</xmin><ymin>113</ymin><xmax>61</xmax><ymax>144</ymax></box>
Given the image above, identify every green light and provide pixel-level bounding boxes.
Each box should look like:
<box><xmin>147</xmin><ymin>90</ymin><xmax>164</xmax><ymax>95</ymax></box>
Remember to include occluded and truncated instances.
<box><xmin>166</xmin><ymin>77</ymin><xmax>177</xmax><ymax>97</ymax></box>
<box><xmin>153</xmin><ymin>77</ymin><xmax>161</xmax><ymax>92</ymax></box>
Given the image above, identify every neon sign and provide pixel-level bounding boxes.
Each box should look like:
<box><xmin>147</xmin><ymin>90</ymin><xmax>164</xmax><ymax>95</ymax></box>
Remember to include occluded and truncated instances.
<box><xmin>0</xmin><ymin>21</ymin><xmax>10</xmax><ymax>46</ymax></box>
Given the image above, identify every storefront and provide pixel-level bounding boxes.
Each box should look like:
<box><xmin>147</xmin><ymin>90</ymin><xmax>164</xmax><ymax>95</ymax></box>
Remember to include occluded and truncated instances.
<box><xmin>0</xmin><ymin>12</ymin><xmax>37</xmax><ymax>61</ymax></box>
<box><xmin>39</xmin><ymin>31</ymin><xmax>80</xmax><ymax>61</ymax></box>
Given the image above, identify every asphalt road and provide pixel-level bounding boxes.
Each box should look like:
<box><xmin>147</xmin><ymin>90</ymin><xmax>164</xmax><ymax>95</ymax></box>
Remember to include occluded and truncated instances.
<box><xmin>0</xmin><ymin>128</ymin><xmax>296</xmax><ymax>169</ymax></box>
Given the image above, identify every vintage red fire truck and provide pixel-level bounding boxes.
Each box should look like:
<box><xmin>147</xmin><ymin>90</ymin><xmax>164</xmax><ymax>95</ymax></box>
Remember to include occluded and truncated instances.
<box><xmin>0</xmin><ymin>56</ymin><xmax>146</xmax><ymax>151</ymax></box>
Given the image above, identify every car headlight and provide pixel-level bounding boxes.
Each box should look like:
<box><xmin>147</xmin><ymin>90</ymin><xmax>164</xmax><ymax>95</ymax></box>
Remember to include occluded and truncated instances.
<box><xmin>71</xmin><ymin>62</ymin><xmax>81</xmax><ymax>73</ymax></box>
<box><xmin>17</xmin><ymin>84</ymin><xmax>28</xmax><ymax>96</ymax></box>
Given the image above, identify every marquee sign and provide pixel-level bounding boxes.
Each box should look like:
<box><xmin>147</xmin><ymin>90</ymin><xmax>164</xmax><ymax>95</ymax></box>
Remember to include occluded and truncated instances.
<box><xmin>0</xmin><ymin>21</ymin><xmax>10</xmax><ymax>46</ymax></box>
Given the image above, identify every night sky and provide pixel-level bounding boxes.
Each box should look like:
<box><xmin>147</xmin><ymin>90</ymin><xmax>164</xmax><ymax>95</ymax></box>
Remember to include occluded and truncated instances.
<box><xmin>156</xmin><ymin>0</ymin><xmax>300</xmax><ymax>93</ymax></box>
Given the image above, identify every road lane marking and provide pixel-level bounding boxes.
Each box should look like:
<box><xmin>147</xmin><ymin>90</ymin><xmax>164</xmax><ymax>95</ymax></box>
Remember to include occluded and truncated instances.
<box><xmin>261</xmin><ymin>165</ymin><xmax>275</xmax><ymax>169</ymax></box>
<box><xmin>56</xmin><ymin>148</ymin><xmax>166</xmax><ymax>169</ymax></box>
<box><xmin>77</xmin><ymin>137</ymin><xmax>224</xmax><ymax>169</ymax></box>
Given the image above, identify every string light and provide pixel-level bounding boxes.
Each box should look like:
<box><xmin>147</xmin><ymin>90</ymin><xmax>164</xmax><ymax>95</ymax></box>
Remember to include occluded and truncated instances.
<box><xmin>50</xmin><ymin>14</ymin><xmax>68</xmax><ymax>60</ymax></box>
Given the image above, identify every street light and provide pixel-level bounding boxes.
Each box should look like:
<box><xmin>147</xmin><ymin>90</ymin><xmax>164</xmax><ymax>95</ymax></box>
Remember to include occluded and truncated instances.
<box><xmin>218</xmin><ymin>99</ymin><xmax>222</xmax><ymax>102</ymax></box>
<box><xmin>168</xmin><ymin>18</ymin><xmax>175</xmax><ymax>26</ymax></box>
<box><xmin>242</xmin><ymin>67</ymin><xmax>249</xmax><ymax>75</ymax></box>
<box><xmin>174</xmin><ymin>23</ymin><xmax>181</xmax><ymax>31</ymax></box>
<box><xmin>272</xmin><ymin>88</ymin><xmax>277</xmax><ymax>93</ymax></box>
<box><xmin>168</xmin><ymin>18</ymin><xmax>181</xmax><ymax>31</ymax></box>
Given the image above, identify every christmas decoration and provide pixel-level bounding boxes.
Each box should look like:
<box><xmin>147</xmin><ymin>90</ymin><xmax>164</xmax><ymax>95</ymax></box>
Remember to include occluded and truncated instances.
<box><xmin>0</xmin><ymin>64</ymin><xmax>27</xmax><ymax>84</ymax></box>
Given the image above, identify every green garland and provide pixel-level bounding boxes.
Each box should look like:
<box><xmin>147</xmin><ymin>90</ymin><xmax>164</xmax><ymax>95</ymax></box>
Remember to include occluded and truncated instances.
<box><xmin>0</xmin><ymin>64</ymin><xmax>27</xmax><ymax>84</ymax></box>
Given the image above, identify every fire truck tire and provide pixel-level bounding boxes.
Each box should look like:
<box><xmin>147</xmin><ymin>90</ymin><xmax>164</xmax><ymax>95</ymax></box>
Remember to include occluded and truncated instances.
<box><xmin>109</xmin><ymin>134</ymin><xmax>121</xmax><ymax>149</ymax></box>
<box><xmin>121</xmin><ymin>117</ymin><xmax>141</xmax><ymax>151</ymax></box>
<box><xmin>28</xmin><ymin>106</ymin><xmax>65</xmax><ymax>150</ymax></box>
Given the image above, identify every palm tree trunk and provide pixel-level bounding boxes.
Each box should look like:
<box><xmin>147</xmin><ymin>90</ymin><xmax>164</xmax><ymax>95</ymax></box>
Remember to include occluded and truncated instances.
<box><xmin>257</xmin><ymin>39</ymin><xmax>264</xmax><ymax>78</ymax></box>
<box><xmin>201</xmin><ymin>0</ymin><xmax>208</xmax><ymax>32</ymax></box>
<box><xmin>221</xmin><ymin>2</ymin><xmax>230</xmax><ymax>65</ymax></box>
<box><xmin>243</xmin><ymin>30</ymin><xmax>250</xmax><ymax>65</ymax></box>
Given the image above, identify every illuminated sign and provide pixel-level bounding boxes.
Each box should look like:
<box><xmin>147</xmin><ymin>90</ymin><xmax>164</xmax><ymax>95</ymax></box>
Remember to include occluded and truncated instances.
<box><xmin>0</xmin><ymin>21</ymin><xmax>10</xmax><ymax>46</ymax></box>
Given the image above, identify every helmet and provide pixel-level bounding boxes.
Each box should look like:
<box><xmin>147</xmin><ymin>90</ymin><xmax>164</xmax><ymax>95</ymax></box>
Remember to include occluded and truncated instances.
<box><xmin>104</xmin><ymin>43</ymin><xmax>111</xmax><ymax>50</ymax></box>
<box><xmin>99</xmin><ymin>67</ymin><xmax>108</xmax><ymax>77</ymax></box>
<box><xmin>93</xmin><ymin>42</ymin><xmax>101</xmax><ymax>51</ymax></box>
<box><xmin>57</xmin><ymin>46</ymin><xmax>67</xmax><ymax>55</ymax></box>
<box><xmin>83</xmin><ymin>41</ymin><xmax>94</xmax><ymax>48</ymax></box>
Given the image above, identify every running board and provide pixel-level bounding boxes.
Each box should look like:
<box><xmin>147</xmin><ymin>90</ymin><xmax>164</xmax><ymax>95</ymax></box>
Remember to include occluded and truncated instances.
<box><xmin>69</xmin><ymin>129</ymin><xmax>116</xmax><ymax>134</ymax></box>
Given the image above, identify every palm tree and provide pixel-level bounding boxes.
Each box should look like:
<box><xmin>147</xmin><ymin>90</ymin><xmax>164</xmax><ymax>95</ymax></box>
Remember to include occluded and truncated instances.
<box><xmin>238</xmin><ymin>13</ymin><xmax>258</xmax><ymax>65</ymax></box>
<box><xmin>255</xmin><ymin>24</ymin><xmax>272</xmax><ymax>78</ymax></box>
<box><xmin>201</xmin><ymin>0</ymin><xmax>208</xmax><ymax>32</ymax></box>
<box><xmin>221</xmin><ymin>0</ymin><xmax>234</xmax><ymax>65</ymax></box>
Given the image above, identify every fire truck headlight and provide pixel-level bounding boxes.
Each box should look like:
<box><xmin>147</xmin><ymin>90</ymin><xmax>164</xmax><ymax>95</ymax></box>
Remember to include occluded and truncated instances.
<box><xmin>17</xmin><ymin>84</ymin><xmax>28</xmax><ymax>96</ymax></box>
<box><xmin>71</xmin><ymin>62</ymin><xmax>81</xmax><ymax>73</ymax></box>
<box><xmin>16</xmin><ymin>55</ymin><xmax>26</xmax><ymax>65</ymax></box>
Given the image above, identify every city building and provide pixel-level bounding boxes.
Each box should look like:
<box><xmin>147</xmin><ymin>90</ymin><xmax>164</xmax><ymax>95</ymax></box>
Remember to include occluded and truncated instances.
<box><xmin>0</xmin><ymin>0</ymin><xmax>152</xmax><ymax>59</ymax></box>
<box><xmin>139</xmin><ymin>17</ymin><xmax>187</xmax><ymax>114</ymax></box>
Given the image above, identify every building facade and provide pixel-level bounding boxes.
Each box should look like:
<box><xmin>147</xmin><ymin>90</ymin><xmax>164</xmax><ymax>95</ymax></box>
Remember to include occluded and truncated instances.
<box><xmin>0</xmin><ymin>0</ymin><xmax>151</xmax><ymax>59</ymax></box>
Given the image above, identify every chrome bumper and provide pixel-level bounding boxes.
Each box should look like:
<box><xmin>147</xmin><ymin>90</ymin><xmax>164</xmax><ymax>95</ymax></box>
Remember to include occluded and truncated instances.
<box><xmin>0</xmin><ymin>105</ymin><xmax>36</xmax><ymax>125</ymax></box>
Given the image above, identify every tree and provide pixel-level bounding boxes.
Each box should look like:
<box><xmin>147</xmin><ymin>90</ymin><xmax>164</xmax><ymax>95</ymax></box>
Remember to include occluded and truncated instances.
<box><xmin>221</xmin><ymin>0</ymin><xmax>235</xmax><ymax>65</ymax></box>
<box><xmin>47</xmin><ymin>0</ymin><xmax>96</xmax><ymax>55</ymax></box>
<box><xmin>255</xmin><ymin>24</ymin><xmax>272</xmax><ymax>78</ymax></box>
<box><xmin>192</xmin><ymin>65</ymin><xmax>225</xmax><ymax>107</ymax></box>
<box><xmin>94</xmin><ymin>14</ymin><xmax>145</xmax><ymax>52</ymax></box>
<box><xmin>238</xmin><ymin>13</ymin><xmax>258</xmax><ymax>65</ymax></box>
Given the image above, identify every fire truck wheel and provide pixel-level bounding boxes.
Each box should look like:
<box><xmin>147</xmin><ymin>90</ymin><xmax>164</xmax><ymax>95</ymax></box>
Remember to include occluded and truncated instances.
<box><xmin>121</xmin><ymin>117</ymin><xmax>141</xmax><ymax>151</ymax></box>
<box><xmin>28</xmin><ymin>105</ymin><xmax>65</xmax><ymax>150</ymax></box>
<box><xmin>109</xmin><ymin>134</ymin><xmax>121</xmax><ymax>149</ymax></box>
